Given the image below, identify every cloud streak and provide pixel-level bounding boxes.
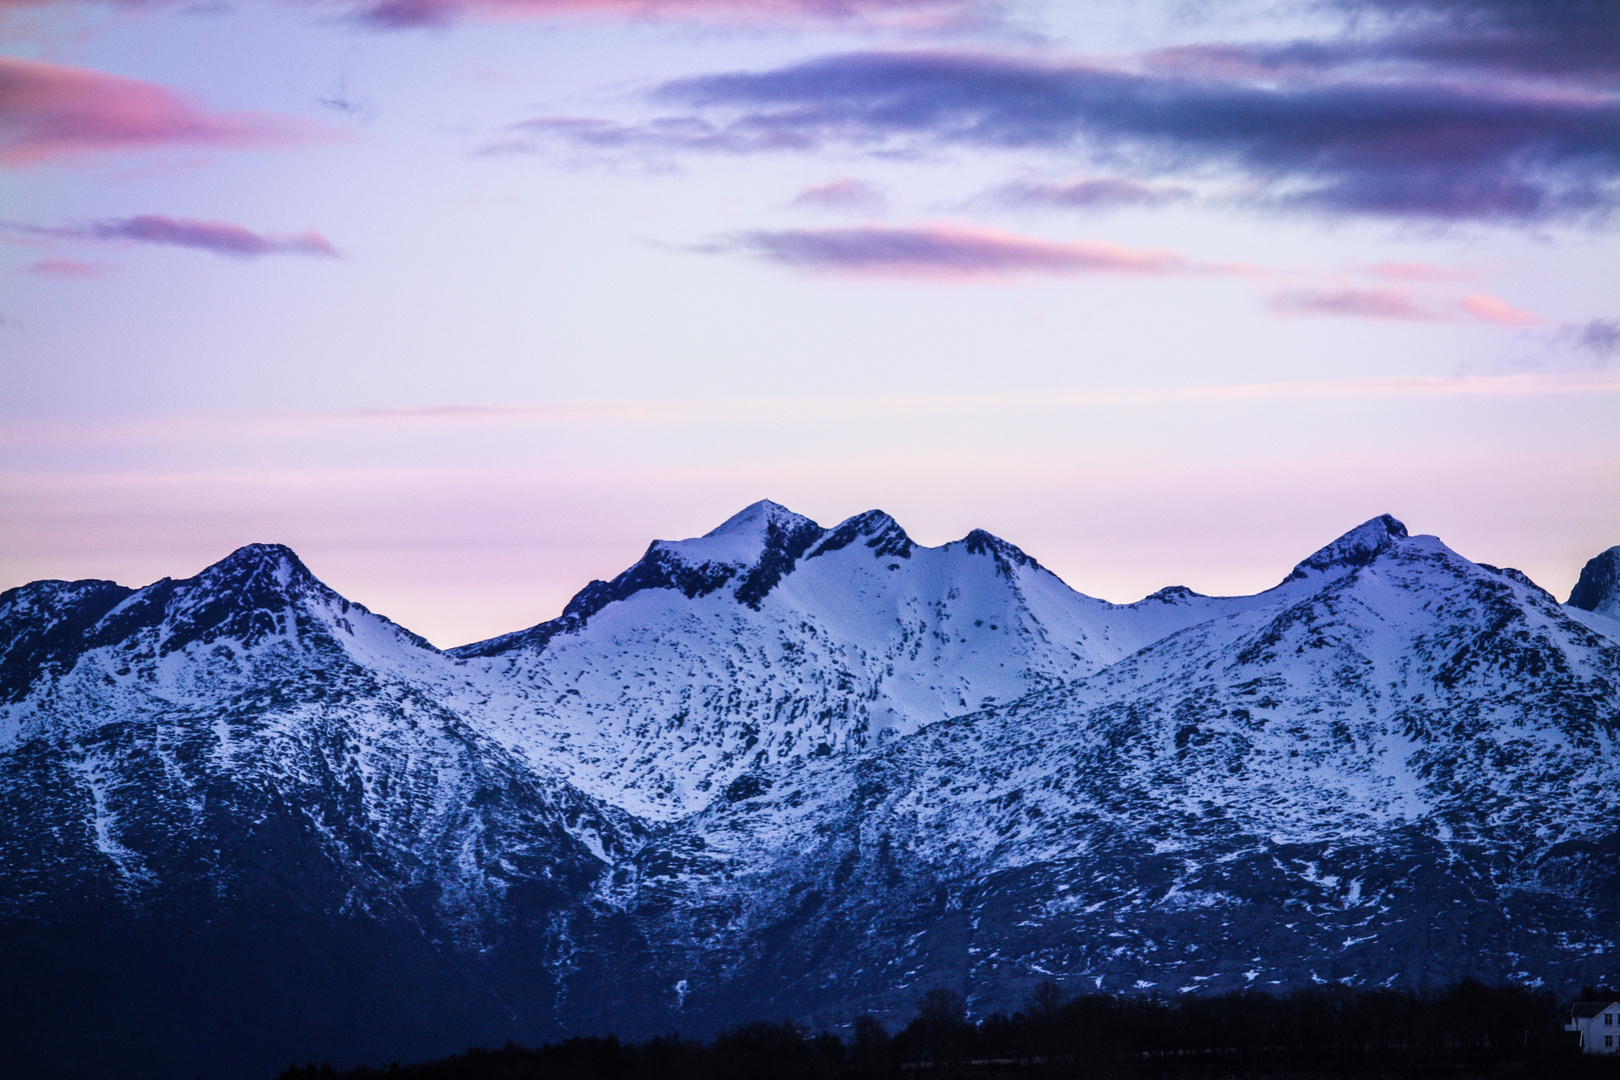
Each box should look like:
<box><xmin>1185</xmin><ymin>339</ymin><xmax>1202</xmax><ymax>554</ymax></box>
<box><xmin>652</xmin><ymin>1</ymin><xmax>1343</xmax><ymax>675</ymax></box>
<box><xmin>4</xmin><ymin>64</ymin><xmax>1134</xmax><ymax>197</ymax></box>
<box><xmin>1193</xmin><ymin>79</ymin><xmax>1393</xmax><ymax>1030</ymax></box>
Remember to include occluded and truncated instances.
<box><xmin>988</xmin><ymin>175</ymin><xmax>1192</xmax><ymax>210</ymax></box>
<box><xmin>722</xmin><ymin>222</ymin><xmax>1188</xmax><ymax>277</ymax></box>
<box><xmin>308</xmin><ymin>0</ymin><xmax>993</xmax><ymax>31</ymax></box>
<box><xmin>17</xmin><ymin>257</ymin><xmax>102</xmax><ymax>278</ymax></box>
<box><xmin>1</xmin><ymin>0</ymin><xmax>993</xmax><ymax>29</ymax></box>
<box><xmin>789</xmin><ymin>177</ymin><xmax>887</xmax><ymax>211</ymax></box>
<box><xmin>520</xmin><ymin>47</ymin><xmax>1619</xmax><ymax>224</ymax></box>
<box><xmin>1272</xmin><ymin>287</ymin><xmax>1445</xmax><ymax>321</ymax></box>
<box><xmin>1459</xmin><ymin>291</ymin><xmax>1548</xmax><ymax>326</ymax></box>
<box><xmin>0</xmin><ymin>57</ymin><xmax>322</xmax><ymax>166</ymax></box>
<box><xmin>1271</xmin><ymin>286</ymin><xmax>1549</xmax><ymax>325</ymax></box>
<box><xmin>8</xmin><ymin>216</ymin><xmax>339</xmax><ymax>258</ymax></box>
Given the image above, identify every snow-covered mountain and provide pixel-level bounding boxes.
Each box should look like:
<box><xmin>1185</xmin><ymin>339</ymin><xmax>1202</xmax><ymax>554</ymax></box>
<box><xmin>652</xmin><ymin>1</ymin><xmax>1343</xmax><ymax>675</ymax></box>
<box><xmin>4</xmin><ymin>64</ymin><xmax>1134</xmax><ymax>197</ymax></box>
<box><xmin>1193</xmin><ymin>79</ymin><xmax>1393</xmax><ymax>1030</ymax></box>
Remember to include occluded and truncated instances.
<box><xmin>2</xmin><ymin>506</ymin><xmax>1616</xmax><ymax>1078</ymax></box>
<box><xmin>450</xmin><ymin>502</ymin><xmax>1411</xmax><ymax>821</ymax></box>
<box><xmin>451</xmin><ymin>501</ymin><xmax>1221</xmax><ymax>820</ymax></box>
<box><xmin>0</xmin><ymin>544</ymin><xmax>635</xmax><ymax>1077</ymax></box>
<box><xmin>582</xmin><ymin>518</ymin><xmax>1620</xmax><ymax>1032</ymax></box>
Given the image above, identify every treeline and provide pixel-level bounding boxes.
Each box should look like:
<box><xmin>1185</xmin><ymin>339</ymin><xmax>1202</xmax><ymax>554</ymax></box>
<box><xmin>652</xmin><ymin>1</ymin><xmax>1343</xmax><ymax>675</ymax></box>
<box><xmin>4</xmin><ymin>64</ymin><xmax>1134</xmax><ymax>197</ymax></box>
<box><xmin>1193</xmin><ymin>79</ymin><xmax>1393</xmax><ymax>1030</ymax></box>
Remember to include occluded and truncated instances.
<box><xmin>278</xmin><ymin>980</ymin><xmax>1612</xmax><ymax>1080</ymax></box>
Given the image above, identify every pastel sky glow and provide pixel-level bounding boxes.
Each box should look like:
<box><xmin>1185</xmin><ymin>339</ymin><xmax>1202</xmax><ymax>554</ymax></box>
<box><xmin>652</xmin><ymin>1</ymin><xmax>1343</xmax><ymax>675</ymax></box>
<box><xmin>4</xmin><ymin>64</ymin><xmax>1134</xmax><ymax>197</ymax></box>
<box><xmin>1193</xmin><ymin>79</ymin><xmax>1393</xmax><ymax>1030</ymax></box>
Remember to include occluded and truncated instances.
<box><xmin>1</xmin><ymin>0</ymin><xmax>1616</xmax><ymax>646</ymax></box>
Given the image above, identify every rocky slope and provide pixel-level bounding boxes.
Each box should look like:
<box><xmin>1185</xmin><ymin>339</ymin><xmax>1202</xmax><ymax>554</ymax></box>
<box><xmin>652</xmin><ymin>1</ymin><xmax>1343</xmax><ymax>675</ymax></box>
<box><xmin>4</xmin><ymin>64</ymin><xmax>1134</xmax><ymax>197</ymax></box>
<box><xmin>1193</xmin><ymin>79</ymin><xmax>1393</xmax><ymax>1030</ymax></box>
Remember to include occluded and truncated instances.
<box><xmin>1567</xmin><ymin>545</ymin><xmax>1620</xmax><ymax>627</ymax></box>
<box><xmin>1</xmin><ymin>508</ymin><xmax>1616</xmax><ymax>1078</ymax></box>
<box><xmin>0</xmin><ymin>545</ymin><xmax>634</xmax><ymax>1077</ymax></box>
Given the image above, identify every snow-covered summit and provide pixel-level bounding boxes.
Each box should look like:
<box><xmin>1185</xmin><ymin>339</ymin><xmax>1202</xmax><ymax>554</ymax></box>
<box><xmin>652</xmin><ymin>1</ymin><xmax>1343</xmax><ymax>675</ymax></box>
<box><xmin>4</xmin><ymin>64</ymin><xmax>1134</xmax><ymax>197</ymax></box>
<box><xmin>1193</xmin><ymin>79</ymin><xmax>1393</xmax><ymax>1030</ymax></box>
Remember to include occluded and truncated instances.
<box><xmin>453</xmin><ymin>501</ymin><xmax>1127</xmax><ymax>817</ymax></box>
<box><xmin>455</xmin><ymin>504</ymin><xmax>1589</xmax><ymax>820</ymax></box>
<box><xmin>804</xmin><ymin>509</ymin><xmax>913</xmax><ymax>561</ymax></box>
<box><xmin>1282</xmin><ymin>513</ymin><xmax>1408</xmax><ymax>581</ymax></box>
<box><xmin>668</xmin><ymin>499</ymin><xmax>820</xmax><ymax>567</ymax></box>
<box><xmin>0</xmin><ymin>542</ymin><xmax>453</xmax><ymax>746</ymax></box>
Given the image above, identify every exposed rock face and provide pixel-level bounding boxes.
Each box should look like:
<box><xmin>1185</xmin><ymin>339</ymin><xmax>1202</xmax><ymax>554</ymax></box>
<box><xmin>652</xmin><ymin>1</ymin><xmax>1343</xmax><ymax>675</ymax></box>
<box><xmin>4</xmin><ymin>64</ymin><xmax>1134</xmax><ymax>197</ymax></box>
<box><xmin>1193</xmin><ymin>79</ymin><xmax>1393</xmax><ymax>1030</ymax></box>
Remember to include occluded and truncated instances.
<box><xmin>2</xmin><ymin>509</ymin><xmax>1617</xmax><ymax>1079</ymax></box>
<box><xmin>1568</xmin><ymin>546</ymin><xmax>1620</xmax><ymax>619</ymax></box>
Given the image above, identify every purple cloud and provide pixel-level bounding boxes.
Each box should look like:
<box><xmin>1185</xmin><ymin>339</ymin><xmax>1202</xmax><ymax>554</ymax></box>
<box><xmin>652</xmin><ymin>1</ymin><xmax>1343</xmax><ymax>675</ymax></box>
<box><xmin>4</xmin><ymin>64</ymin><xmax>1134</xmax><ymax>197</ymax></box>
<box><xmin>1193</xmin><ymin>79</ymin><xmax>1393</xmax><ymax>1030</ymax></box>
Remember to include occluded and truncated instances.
<box><xmin>990</xmin><ymin>175</ymin><xmax>1191</xmax><ymax>210</ymax></box>
<box><xmin>504</xmin><ymin>113</ymin><xmax>818</xmax><ymax>156</ymax></box>
<box><xmin>0</xmin><ymin>0</ymin><xmax>993</xmax><ymax>32</ymax></box>
<box><xmin>8</xmin><ymin>216</ymin><xmax>339</xmax><ymax>258</ymax></box>
<box><xmin>86</xmin><ymin>216</ymin><xmax>339</xmax><ymax>258</ymax></box>
<box><xmin>1318</xmin><ymin>0</ymin><xmax>1620</xmax><ymax>81</ymax></box>
<box><xmin>342</xmin><ymin>0</ymin><xmax>998</xmax><ymax>32</ymax></box>
<box><xmin>1563</xmin><ymin>317</ymin><xmax>1620</xmax><ymax>358</ymax></box>
<box><xmin>520</xmin><ymin>48</ymin><xmax>1619</xmax><ymax>224</ymax></box>
<box><xmin>725</xmin><ymin>223</ymin><xmax>1188</xmax><ymax>277</ymax></box>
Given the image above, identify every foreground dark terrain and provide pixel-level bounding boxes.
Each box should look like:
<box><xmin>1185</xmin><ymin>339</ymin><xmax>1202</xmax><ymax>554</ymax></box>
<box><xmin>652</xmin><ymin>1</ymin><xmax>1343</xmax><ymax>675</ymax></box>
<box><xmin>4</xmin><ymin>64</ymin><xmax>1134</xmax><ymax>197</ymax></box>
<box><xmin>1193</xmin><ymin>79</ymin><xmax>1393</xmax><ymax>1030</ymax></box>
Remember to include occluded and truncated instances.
<box><xmin>277</xmin><ymin>983</ymin><xmax>1617</xmax><ymax>1080</ymax></box>
<box><xmin>3</xmin><ymin>506</ymin><xmax>1618</xmax><ymax>1078</ymax></box>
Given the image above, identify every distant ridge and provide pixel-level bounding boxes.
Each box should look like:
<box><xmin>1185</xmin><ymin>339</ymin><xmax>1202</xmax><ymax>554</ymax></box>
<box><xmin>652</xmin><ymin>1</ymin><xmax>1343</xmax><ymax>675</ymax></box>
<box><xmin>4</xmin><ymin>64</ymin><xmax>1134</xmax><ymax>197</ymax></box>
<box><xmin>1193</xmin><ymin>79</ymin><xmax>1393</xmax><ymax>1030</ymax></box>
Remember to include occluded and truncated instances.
<box><xmin>1</xmin><ymin>505</ymin><xmax>1616</xmax><ymax>1080</ymax></box>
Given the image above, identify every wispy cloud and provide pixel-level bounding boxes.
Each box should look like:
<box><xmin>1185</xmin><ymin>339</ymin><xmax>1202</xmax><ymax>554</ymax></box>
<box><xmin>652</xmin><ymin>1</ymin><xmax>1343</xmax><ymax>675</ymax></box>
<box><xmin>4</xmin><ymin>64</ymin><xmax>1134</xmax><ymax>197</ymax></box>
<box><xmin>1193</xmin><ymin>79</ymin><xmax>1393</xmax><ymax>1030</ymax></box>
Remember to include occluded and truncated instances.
<box><xmin>346</xmin><ymin>0</ymin><xmax>993</xmax><ymax>31</ymax></box>
<box><xmin>1555</xmin><ymin>316</ymin><xmax>1620</xmax><ymax>360</ymax></box>
<box><xmin>16</xmin><ymin>257</ymin><xmax>102</xmax><ymax>278</ymax></box>
<box><xmin>1271</xmin><ymin>285</ymin><xmax>1549</xmax><ymax>325</ymax></box>
<box><xmin>0</xmin><ymin>57</ymin><xmax>325</xmax><ymax>167</ymax></box>
<box><xmin>1499</xmin><ymin>316</ymin><xmax>1618</xmax><ymax>373</ymax></box>
<box><xmin>7</xmin><ymin>216</ymin><xmax>340</xmax><ymax>258</ymax></box>
<box><xmin>1458</xmin><ymin>291</ymin><xmax>1548</xmax><ymax>326</ymax></box>
<box><xmin>0</xmin><ymin>0</ymin><xmax>991</xmax><ymax>26</ymax></box>
<box><xmin>721</xmin><ymin>222</ymin><xmax>1188</xmax><ymax>277</ymax></box>
<box><xmin>986</xmin><ymin>175</ymin><xmax>1192</xmax><ymax>211</ymax></box>
<box><xmin>789</xmin><ymin>177</ymin><xmax>887</xmax><ymax>212</ymax></box>
<box><xmin>1271</xmin><ymin>287</ymin><xmax>1445</xmax><ymax>321</ymax></box>
<box><xmin>1357</xmin><ymin>261</ymin><xmax>1477</xmax><ymax>283</ymax></box>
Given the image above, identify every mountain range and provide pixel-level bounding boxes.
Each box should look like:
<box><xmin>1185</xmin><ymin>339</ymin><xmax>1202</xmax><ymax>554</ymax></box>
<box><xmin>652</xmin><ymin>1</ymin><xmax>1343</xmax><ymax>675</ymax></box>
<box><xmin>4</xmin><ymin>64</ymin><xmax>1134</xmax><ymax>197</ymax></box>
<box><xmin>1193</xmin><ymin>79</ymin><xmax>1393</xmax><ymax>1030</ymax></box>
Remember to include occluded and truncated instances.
<box><xmin>2</xmin><ymin>503</ymin><xmax>1617</xmax><ymax>1079</ymax></box>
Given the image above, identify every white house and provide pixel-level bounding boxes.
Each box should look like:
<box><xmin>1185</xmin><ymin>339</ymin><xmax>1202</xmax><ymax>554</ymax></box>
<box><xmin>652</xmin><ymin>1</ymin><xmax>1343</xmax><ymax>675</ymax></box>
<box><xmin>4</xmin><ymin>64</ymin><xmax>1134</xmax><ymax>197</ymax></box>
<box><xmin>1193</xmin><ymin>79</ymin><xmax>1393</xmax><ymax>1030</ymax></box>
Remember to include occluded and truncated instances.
<box><xmin>1567</xmin><ymin>1001</ymin><xmax>1620</xmax><ymax>1055</ymax></box>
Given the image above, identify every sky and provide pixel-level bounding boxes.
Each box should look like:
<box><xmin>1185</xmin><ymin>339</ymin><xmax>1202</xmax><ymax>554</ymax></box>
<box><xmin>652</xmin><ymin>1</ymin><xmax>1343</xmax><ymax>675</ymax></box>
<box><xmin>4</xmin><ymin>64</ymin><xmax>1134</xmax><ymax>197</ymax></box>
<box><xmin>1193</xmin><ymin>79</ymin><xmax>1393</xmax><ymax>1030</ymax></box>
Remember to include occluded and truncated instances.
<box><xmin>1</xmin><ymin>0</ymin><xmax>1617</xmax><ymax>648</ymax></box>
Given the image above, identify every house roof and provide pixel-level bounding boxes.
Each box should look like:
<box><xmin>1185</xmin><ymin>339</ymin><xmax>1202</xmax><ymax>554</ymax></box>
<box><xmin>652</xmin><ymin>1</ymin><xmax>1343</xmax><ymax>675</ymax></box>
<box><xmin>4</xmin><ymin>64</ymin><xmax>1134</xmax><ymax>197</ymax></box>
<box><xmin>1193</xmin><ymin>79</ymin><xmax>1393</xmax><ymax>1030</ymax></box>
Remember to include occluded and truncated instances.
<box><xmin>1571</xmin><ymin>1002</ymin><xmax>1620</xmax><ymax>1019</ymax></box>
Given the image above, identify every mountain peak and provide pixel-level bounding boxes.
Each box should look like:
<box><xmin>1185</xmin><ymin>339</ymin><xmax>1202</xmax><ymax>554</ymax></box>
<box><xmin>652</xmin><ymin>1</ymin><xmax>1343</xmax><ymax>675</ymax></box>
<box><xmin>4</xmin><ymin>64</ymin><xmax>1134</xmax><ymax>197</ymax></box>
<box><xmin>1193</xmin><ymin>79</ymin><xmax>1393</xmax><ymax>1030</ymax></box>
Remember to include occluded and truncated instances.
<box><xmin>704</xmin><ymin>500</ymin><xmax>814</xmax><ymax>540</ymax></box>
<box><xmin>654</xmin><ymin>501</ymin><xmax>821</xmax><ymax>570</ymax></box>
<box><xmin>106</xmin><ymin>543</ymin><xmax>336</xmax><ymax>657</ymax></box>
<box><xmin>455</xmin><ymin>504</ymin><xmax>829</xmax><ymax>656</ymax></box>
<box><xmin>202</xmin><ymin>543</ymin><xmax>313</xmax><ymax>586</ymax></box>
<box><xmin>1139</xmin><ymin>585</ymin><xmax>1206</xmax><ymax>604</ymax></box>
<box><xmin>955</xmin><ymin>529</ymin><xmax>1040</xmax><ymax>576</ymax></box>
<box><xmin>808</xmin><ymin>509</ymin><xmax>914</xmax><ymax>561</ymax></box>
<box><xmin>1567</xmin><ymin>546</ymin><xmax>1620</xmax><ymax>618</ymax></box>
<box><xmin>1285</xmin><ymin>514</ymin><xmax>1409</xmax><ymax>582</ymax></box>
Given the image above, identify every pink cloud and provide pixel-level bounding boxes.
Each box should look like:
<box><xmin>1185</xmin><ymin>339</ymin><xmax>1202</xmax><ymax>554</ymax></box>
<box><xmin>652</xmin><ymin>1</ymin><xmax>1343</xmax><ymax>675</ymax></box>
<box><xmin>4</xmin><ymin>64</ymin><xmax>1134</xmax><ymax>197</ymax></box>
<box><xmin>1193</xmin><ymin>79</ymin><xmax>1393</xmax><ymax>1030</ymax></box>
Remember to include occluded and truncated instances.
<box><xmin>1270</xmin><ymin>287</ymin><xmax>1443</xmax><ymax>321</ymax></box>
<box><xmin>355</xmin><ymin>0</ymin><xmax>981</xmax><ymax>29</ymax></box>
<box><xmin>731</xmin><ymin>223</ymin><xmax>1188</xmax><ymax>278</ymax></box>
<box><xmin>18</xmin><ymin>257</ymin><xmax>102</xmax><ymax>277</ymax></box>
<box><xmin>1359</xmin><ymin>261</ymin><xmax>1476</xmax><ymax>283</ymax></box>
<box><xmin>0</xmin><ymin>57</ymin><xmax>322</xmax><ymax>166</ymax></box>
<box><xmin>1459</xmin><ymin>292</ymin><xmax>1549</xmax><ymax>327</ymax></box>
<box><xmin>789</xmin><ymin>177</ymin><xmax>887</xmax><ymax>212</ymax></box>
